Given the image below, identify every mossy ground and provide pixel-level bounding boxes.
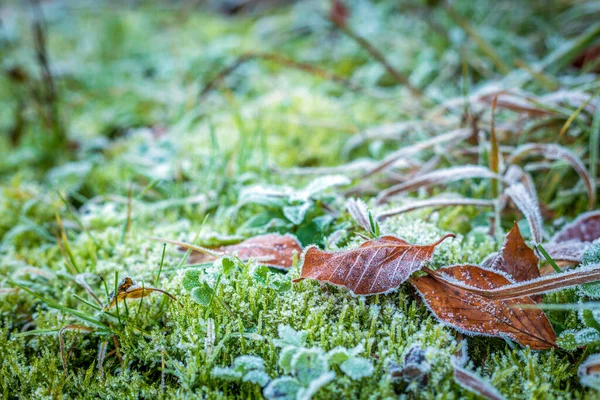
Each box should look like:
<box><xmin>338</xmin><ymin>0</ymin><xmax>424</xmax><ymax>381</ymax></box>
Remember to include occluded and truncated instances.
<box><xmin>1</xmin><ymin>0</ymin><xmax>599</xmax><ymax>398</ymax></box>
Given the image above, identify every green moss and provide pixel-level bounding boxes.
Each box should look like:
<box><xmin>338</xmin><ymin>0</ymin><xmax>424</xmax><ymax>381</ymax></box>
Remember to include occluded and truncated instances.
<box><xmin>1</xmin><ymin>0</ymin><xmax>600</xmax><ymax>398</ymax></box>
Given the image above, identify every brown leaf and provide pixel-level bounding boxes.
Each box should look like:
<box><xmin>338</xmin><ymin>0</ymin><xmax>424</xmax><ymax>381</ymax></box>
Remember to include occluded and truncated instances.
<box><xmin>106</xmin><ymin>277</ymin><xmax>178</xmax><ymax>310</ymax></box>
<box><xmin>553</xmin><ymin>211</ymin><xmax>600</xmax><ymax>243</ymax></box>
<box><xmin>295</xmin><ymin>234</ymin><xmax>455</xmax><ymax>295</ymax></box>
<box><xmin>411</xmin><ymin>264</ymin><xmax>556</xmax><ymax>350</ymax></box>
<box><xmin>420</xmin><ymin>263</ymin><xmax>600</xmax><ymax>301</ymax></box>
<box><xmin>159</xmin><ymin>234</ymin><xmax>303</xmax><ymax>269</ymax></box>
<box><xmin>489</xmin><ymin>222</ymin><xmax>540</xmax><ymax>283</ymax></box>
<box><xmin>545</xmin><ymin>211</ymin><xmax>600</xmax><ymax>263</ymax></box>
<box><xmin>188</xmin><ymin>234</ymin><xmax>302</xmax><ymax>269</ymax></box>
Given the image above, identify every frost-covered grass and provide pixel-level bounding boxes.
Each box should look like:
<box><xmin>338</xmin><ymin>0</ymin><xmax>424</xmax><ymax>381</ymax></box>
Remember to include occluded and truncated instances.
<box><xmin>1</xmin><ymin>0</ymin><xmax>600</xmax><ymax>398</ymax></box>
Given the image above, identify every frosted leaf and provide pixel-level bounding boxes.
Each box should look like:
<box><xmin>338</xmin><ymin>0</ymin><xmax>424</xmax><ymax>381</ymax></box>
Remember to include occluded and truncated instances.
<box><xmin>211</xmin><ymin>366</ymin><xmax>242</xmax><ymax>381</ymax></box>
<box><xmin>579</xmin><ymin>353</ymin><xmax>600</xmax><ymax>391</ymax></box>
<box><xmin>580</xmin><ymin>282</ymin><xmax>600</xmax><ymax>299</ymax></box>
<box><xmin>557</xmin><ymin>328</ymin><xmax>600</xmax><ymax>350</ymax></box>
<box><xmin>190</xmin><ymin>282</ymin><xmax>213</xmax><ymax>306</ymax></box>
<box><xmin>263</xmin><ymin>377</ymin><xmax>302</xmax><ymax>400</ymax></box>
<box><xmin>296</xmin><ymin>234</ymin><xmax>454</xmax><ymax>295</ymax></box>
<box><xmin>274</xmin><ymin>324</ymin><xmax>308</xmax><ymax>348</ymax></box>
<box><xmin>340</xmin><ymin>357</ymin><xmax>375</xmax><ymax>380</ymax></box>
<box><xmin>243</xmin><ymin>370</ymin><xmax>270</xmax><ymax>387</ymax></box>
<box><xmin>297</xmin><ymin>372</ymin><xmax>336</xmax><ymax>400</ymax></box>
<box><xmin>292</xmin><ymin>175</ymin><xmax>351</xmax><ymax>202</ymax></box>
<box><xmin>182</xmin><ymin>269</ymin><xmax>200</xmax><ymax>291</ymax></box>
<box><xmin>505</xmin><ymin>183</ymin><xmax>544</xmax><ymax>244</ymax></box>
<box><xmin>234</xmin><ymin>355</ymin><xmax>265</xmax><ymax>372</ymax></box>
<box><xmin>279</xmin><ymin>346</ymin><xmax>297</xmax><ymax>373</ymax></box>
<box><xmin>345</xmin><ymin>198</ymin><xmax>371</xmax><ymax>232</ymax></box>
<box><xmin>583</xmin><ymin>243</ymin><xmax>600</xmax><ymax>266</ymax></box>
<box><xmin>219</xmin><ymin>257</ymin><xmax>236</xmax><ymax>275</ymax></box>
<box><xmin>237</xmin><ymin>185</ymin><xmax>291</xmax><ymax>209</ymax></box>
<box><xmin>291</xmin><ymin>348</ymin><xmax>329</xmax><ymax>386</ymax></box>
<box><xmin>326</xmin><ymin>347</ymin><xmax>350</xmax><ymax>365</ymax></box>
<box><xmin>348</xmin><ymin>343</ymin><xmax>365</xmax><ymax>357</ymax></box>
<box><xmin>283</xmin><ymin>202</ymin><xmax>312</xmax><ymax>225</ymax></box>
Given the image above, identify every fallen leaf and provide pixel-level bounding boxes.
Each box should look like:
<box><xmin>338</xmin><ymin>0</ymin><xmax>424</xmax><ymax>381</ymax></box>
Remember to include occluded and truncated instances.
<box><xmin>295</xmin><ymin>234</ymin><xmax>454</xmax><ymax>295</ymax></box>
<box><xmin>165</xmin><ymin>234</ymin><xmax>302</xmax><ymax>269</ymax></box>
<box><xmin>106</xmin><ymin>277</ymin><xmax>178</xmax><ymax>310</ymax></box>
<box><xmin>420</xmin><ymin>262</ymin><xmax>600</xmax><ymax>301</ymax></box>
<box><xmin>411</xmin><ymin>264</ymin><xmax>557</xmax><ymax>350</ymax></box>
<box><xmin>489</xmin><ymin>222</ymin><xmax>540</xmax><ymax>283</ymax></box>
<box><xmin>544</xmin><ymin>211</ymin><xmax>600</xmax><ymax>263</ymax></box>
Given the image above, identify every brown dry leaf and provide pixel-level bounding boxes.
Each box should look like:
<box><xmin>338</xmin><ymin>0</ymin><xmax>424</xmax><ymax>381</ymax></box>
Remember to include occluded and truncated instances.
<box><xmin>295</xmin><ymin>233</ymin><xmax>455</xmax><ymax>295</ymax></box>
<box><xmin>106</xmin><ymin>277</ymin><xmax>178</xmax><ymax>310</ymax></box>
<box><xmin>411</xmin><ymin>264</ymin><xmax>556</xmax><ymax>350</ymax></box>
<box><xmin>489</xmin><ymin>222</ymin><xmax>540</xmax><ymax>283</ymax></box>
<box><xmin>181</xmin><ymin>234</ymin><xmax>302</xmax><ymax>269</ymax></box>
<box><xmin>545</xmin><ymin>211</ymin><xmax>600</xmax><ymax>263</ymax></box>
<box><xmin>553</xmin><ymin>211</ymin><xmax>600</xmax><ymax>243</ymax></box>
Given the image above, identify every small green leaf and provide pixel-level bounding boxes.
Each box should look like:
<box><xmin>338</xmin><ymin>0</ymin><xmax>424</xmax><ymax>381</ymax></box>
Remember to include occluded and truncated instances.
<box><xmin>211</xmin><ymin>366</ymin><xmax>242</xmax><ymax>381</ymax></box>
<box><xmin>278</xmin><ymin>346</ymin><xmax>297</xmax><ymax>374</ymax></box>
<box><xmin>243</xmin><ymin>370</ymin><xmax>270</xmax><ymax>387</ymax></box>
<box><xmin>583</xmin><ymin>243</ymin><xmax>600</xmax><ymax>266</ymax></box>
<box><xmin>340</xmin><ymin>357</ymin><xmax>374</xmax><ymax>380</ymax></box>
<box><xmin>190</xmin><ymin>282</ymin><xmax>214</xmax><ymax>306</ymax></box>
<box><xmin>580</xmin><ymin>282</ymin><xmax>600</xmax><ymax>299</ymax></box>
<box><xmin>557</xmin><ymin>328</ymin><xmax>600</xmax><ymax>350</ymax></box>
<box><xmin>297</xmin><ymin>372</ymin><xmax>336</xmax><ymax>400</ymax></box>
<box><xmin>220</xmin><ymin>257</ymin><xmax>236</xmax><ymax>275</ymax></box>
<box><xmin>234</xmin><ymin>355</ymin><xmax>265</xmax><ymax>372</ymax></box>
<box><xmin>273</xmin><ymin>324</ymin><xmax>308</xmax><ymax>348</ymax></box>
<box><xmin>291</xmin><ymin>348</ymin><xmax>328</xmax><ymax>386</ymax></box>
<box><xmin>182</xmin><ymin>269</ymin><xmax>200</xmax><ymax>291</ymax></box>
<box><xmin>327</xmin><ymin>347</ymin><xmax>350</xmax><ymax>365</ymax></box>
<box><xmin>283</xmin><ymin>202</ymin><xmax>312</xmax><ymax>225</ymax></box>
<box><xmin>263</xmin><ymin>377</ymin><xmax>302</xmax><ymax>400</ymax></box>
